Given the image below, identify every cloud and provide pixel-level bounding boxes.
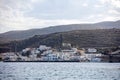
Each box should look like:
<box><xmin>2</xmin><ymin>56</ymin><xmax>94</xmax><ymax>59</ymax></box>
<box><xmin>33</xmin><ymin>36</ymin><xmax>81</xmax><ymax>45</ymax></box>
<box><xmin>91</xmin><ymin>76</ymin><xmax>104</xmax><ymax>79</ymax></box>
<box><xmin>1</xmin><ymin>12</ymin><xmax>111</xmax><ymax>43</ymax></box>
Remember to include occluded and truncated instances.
<box><xmin>0</xmin><ymin>0</ymin><xmax>120</xmax><ymax>33</ymax></box>
<box><xmin>108</xmin><ymin>9</ymin><xmax>120</xmax><ymax>14</ymax></box>
<box><xmin>0</xmin><ymin>18</ymin><xmax>85</xmax><ymax>33</ymax></box>
<box><xmin>0</xmin><ymin>0</ymin><xmax>40</xmax><ymax>32</ymax></box>
<box><xmin>0</xmin><ymin>0</ymin><xmax>84</xmax><ymax>32</ymax></box>
<box><xmin>82</xmin><ymin>3</ymin><xmax>88</xmax><ymax>7</ymax></box>
<box><xmin>94</xmin><ymin>5</ymin><xmax>102</xmax><ymax>8</ymax></box>
<box><xmin>30</xmin><ymin>0</ymin><xmax>44</xmax><ymax>3</ymax></box>
<box><xmin>0</xmin><ymin>0</ymin><xmax>87</xmax><ymax>33</ymax></box>
<box><xmin>110</xmin><ymin>0</ymin><xmax>120</xmax><ymax>8</ymax></box>
<box><xmin>100</xmin><ymin>0</ymin><xmax>120</xmax><ymax>8</ymax></box>
<box><xmin>96</xmin><ymin>0</ymin><xmax>120</xmax><ymax>21</ymax></box>
<box><xmin>87</xmin><ymin>13</ymin><xmax>120</xmax><ymax>22</ymax></box>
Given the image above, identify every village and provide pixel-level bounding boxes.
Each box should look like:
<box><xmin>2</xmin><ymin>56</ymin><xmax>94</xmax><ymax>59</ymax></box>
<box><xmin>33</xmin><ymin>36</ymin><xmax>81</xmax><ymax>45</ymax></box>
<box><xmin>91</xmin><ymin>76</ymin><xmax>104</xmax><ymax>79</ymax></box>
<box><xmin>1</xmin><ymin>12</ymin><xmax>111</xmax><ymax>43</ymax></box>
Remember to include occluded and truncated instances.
<box><xmin>1</xmin><ymin>43</ymin><xmax>119</xmax><ymax>62</ymax></box>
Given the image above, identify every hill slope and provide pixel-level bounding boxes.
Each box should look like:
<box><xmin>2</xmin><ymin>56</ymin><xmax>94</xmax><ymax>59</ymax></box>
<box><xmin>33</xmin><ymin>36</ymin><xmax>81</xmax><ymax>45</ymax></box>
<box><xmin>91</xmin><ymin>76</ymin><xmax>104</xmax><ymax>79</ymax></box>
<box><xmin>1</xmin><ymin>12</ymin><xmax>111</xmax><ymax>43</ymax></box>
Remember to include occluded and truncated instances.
<box><xmin>2</xmin><ymin>29</ymin><xmax>119</xmax><ymax>52</ymax></box>
<box><xmin>0</xmin><ymin>20</ymin><xmax>120</xmax><ymax>43</ymax></box>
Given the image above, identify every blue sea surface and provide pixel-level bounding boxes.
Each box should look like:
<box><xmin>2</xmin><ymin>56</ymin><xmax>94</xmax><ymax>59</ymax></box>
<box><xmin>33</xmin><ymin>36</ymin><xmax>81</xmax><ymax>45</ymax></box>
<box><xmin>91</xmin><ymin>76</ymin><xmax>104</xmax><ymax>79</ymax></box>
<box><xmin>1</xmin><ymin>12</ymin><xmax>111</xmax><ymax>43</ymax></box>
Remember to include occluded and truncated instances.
<box><xmin>0</xmin><ymin>62</ymin><xmax>120</xmax><ymax>80</ymax></box>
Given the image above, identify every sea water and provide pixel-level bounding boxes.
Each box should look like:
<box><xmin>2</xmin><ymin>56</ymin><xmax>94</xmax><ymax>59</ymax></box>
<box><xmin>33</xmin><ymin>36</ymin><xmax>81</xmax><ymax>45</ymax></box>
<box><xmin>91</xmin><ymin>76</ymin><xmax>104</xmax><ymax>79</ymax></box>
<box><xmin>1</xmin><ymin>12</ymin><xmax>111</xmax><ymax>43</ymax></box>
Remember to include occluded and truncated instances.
<box><xmin>0</xmin><ymin>62</ymin><xmax>120</xmax><ymax>80</ymax></box>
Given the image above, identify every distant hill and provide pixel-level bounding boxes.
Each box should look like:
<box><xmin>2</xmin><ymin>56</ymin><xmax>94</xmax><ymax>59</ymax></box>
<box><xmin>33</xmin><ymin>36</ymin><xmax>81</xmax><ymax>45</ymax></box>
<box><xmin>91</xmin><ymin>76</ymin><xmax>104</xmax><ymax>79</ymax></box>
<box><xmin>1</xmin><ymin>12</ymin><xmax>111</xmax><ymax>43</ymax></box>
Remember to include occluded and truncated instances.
<box><xmin>1</xmin><ymin>29</ymin><xmax>119</xmax><ymax>52</ymax></box>
<box><xmin>0</xmin><ymin>20</ymin><xmax>120</xmax><ymax>43</ymax></box>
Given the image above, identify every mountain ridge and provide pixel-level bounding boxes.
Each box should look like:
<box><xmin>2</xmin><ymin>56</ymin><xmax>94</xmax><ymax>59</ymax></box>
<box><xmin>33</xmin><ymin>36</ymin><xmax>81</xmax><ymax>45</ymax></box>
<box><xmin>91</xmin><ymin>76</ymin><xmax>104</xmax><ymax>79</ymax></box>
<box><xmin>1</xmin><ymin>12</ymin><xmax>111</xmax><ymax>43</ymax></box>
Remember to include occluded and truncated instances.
<box><xmin>1</xmin><ymin>29</ymin><xmax>119</xmax><ymax>52</ymax></box>
<box><xmin>0</xmin><ymin>20</ymin><xmax>120</xmax><ymax>43</ymax></box>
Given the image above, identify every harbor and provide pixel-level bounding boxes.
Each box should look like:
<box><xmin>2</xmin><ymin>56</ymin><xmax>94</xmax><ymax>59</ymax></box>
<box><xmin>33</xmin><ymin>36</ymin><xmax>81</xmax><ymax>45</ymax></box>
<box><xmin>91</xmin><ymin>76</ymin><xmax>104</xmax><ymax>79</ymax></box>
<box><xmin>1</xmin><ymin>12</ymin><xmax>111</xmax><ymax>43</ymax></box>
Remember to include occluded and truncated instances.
<box><xmin>1</xmin><ymin>44</ymin><xmax>120</xmax><ymax>62</ymax></box>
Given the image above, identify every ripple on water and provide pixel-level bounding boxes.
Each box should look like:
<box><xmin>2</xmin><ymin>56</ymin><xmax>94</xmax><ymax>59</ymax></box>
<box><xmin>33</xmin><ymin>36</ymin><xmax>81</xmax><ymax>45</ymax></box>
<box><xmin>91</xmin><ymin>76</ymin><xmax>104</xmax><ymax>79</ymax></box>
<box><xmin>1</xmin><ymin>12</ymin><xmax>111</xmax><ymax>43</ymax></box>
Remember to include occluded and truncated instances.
<box><xmin>0</xmin><ymin>63</ymin><xmax>120</xmax><ymax>80</ymax></box>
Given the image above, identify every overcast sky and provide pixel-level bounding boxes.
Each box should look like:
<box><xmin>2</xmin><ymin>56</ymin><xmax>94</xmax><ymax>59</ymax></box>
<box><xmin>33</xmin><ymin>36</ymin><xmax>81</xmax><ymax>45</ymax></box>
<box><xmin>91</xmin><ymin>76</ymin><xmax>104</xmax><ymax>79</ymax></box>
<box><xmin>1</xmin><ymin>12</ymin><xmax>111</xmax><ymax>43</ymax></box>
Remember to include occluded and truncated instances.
<box><xmin>0</xmin><ymin>0</ymin><xmax>120</xmax><ymax>33</ymax></box>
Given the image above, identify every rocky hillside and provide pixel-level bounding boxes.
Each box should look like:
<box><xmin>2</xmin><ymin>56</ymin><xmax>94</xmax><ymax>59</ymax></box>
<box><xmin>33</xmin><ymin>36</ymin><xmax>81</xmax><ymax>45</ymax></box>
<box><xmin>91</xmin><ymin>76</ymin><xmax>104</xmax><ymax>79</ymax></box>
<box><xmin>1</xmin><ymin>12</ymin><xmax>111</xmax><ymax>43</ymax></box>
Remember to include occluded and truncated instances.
<box><xmin>1</xmin><ymin>29</ymin><xmax>119</xmax><ymax>52</ymax></box>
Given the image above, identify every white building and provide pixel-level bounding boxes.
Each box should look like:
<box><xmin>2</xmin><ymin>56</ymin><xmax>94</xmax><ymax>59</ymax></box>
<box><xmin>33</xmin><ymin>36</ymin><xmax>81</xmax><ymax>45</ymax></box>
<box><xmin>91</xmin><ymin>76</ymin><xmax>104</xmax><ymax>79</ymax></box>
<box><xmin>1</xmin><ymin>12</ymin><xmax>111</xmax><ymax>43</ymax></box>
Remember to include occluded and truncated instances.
<box><xmin>85</xmin><ymin>53</ymin><xmax>102</xmax><ymax>62</ymax></box>
<box><xmin>41</xmin><ymin>50</ymin><xmax>53</xmax><ymax>56</ymax></box>
<box><xmin>22</xmin><ymin>48</ymin><xmax>31</xmax><ymax>53</ymax></box>
<box><xmin>1</xmin><ymin>52</ymin><xmax>18</xmax><ymax>61</ymax></box>
<box><xmin>70</xmin><ymin>56</ymin><xmax>80</xmax><ymax>61</ymax></box>
<box><xmin>39</xmin><ymin>45</ymin><xmax>51</xmax><ymax>51</ymax></box>
<box><xmin>42</xmin><ymin>53</ymin><xmax>58</xmax><ymax>61</ymax></box>
<box><xmin>61</xmin><ymin>48</ymin><xmax>78</xmax><ymax>60</ymax></box>
<box><xmin>31</xmin><ymin>48</ymin><xmax>40</xmax><ymax>54</ymax></box>
<box><xmin>62</xmin><ymin>43</ymin><xmax>71</xmax><ymax>47</ymax></box>
<box><xmin>87</xmin><ymin>48</ymin><xmax>97</xmax><ymax>53</ymax></box>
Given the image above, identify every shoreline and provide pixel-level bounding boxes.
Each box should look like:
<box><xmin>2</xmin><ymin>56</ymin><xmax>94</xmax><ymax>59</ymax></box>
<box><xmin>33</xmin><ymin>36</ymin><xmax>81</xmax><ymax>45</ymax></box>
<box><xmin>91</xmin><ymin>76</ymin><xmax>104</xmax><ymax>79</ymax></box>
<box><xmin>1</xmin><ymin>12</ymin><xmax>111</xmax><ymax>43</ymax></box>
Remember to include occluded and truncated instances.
<box><xmin>3</xmin><ymin>61</ymin><xmax>119</xmax><ymax>63</ymax></box>
<box><xmin>3</xmin><ymin>60</ymin><xmax>81</xmax><ymax>62</ymax></box>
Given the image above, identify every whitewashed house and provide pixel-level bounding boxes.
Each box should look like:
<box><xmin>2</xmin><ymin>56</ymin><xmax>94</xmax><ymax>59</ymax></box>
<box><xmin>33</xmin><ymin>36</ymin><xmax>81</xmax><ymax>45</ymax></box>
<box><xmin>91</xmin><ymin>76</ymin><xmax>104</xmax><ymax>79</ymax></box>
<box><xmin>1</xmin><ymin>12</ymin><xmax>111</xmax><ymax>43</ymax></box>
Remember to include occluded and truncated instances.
<box><xmin>85</xmin><ymin>53</ymin><xmax>102</xmax><ymax>62</ymax></box>
<box><xmin>31</xmin><ymin>48</ymin><xmax>40</xmax><ymax>54</ymax></box>
<box><xmin>47</xmin><ymin>54</ymin><xmax>58</xmax><ymax>61</ymax></box>
<box><xmin>22</xmin><ymin>48</ymin><xmax>31</xmax><ymax>53</ymax></box>
<box><xmin>61</xmin><ymin>48</ymin><xmax>78</xmax><ymax>60</ymax></box>
<box><xmin>41</xmin><ymin>53</ymin><xmax>58</xmax><ymax>61</ymax></box>
<box><xmin>87</xmin><ymin>48</ymin><xmax>97</xmax><ymax>53</ymax></box>
<box><xmin>39</xmin><ymin>45</ymin><xmax>51</xmax><ymax>51</ymax></box>
<box><xmin>1</xmin><ymin>52</ymin><xmax>18</xmax><ymax>61</ymax></box>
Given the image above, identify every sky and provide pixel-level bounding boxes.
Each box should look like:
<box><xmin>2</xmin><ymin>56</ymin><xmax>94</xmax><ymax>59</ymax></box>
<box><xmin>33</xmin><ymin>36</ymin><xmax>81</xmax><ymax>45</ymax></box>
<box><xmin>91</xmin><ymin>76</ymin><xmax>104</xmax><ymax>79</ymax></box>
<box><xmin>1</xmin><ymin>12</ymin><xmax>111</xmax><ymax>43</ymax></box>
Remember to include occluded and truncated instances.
<box><xmin>0</xmin><ymin>0</ymin><xmax>120</xmax><ymax>33</ymax></box>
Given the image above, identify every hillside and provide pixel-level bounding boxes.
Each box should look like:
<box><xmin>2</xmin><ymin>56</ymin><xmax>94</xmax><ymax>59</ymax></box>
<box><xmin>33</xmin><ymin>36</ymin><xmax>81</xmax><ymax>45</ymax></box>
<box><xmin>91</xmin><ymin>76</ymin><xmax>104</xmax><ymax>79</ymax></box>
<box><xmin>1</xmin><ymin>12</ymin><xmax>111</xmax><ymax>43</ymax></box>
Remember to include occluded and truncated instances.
<box><xmin>0</xmin><ymin>20</ymin><xmax>120</xmax><ymax>43</ymax></box>
<box><xmin>1</xmin><ymin>29</ymin><xmax>119</xmax><ymax>52</ymax></box>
